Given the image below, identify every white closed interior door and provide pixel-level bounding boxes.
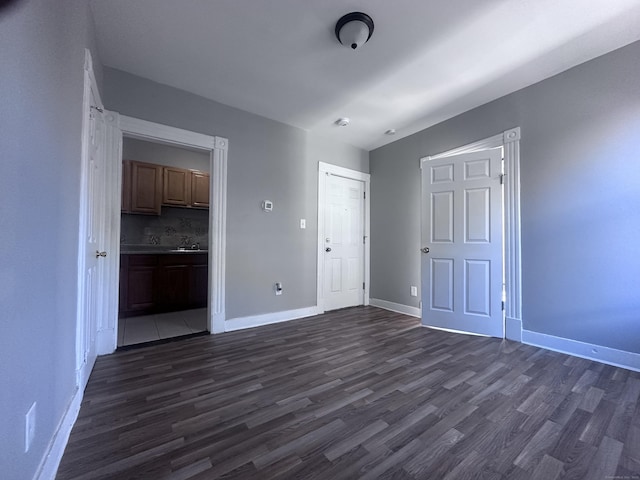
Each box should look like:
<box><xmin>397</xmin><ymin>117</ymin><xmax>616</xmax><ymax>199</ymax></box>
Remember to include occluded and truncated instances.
<box><xmin>322</xmin><ymin>174</ymin><xmax>365</xmax><ymax>311</ymax></box>
<box><xmin>421</xmin><ymin>149</ymin><xmax>503</xmax><ymax>337</ymax></box>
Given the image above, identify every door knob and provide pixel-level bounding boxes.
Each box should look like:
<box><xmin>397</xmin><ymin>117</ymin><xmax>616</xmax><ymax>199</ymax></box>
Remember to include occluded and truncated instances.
<box><xmin>420</xmin><ymin>247</ymin><xmax>430</xmax><ymax>254</ymax></box>
<box><xmin>96</xmin><ymin>251</ymin><xmax>107</xmax><ymax>258</ymax></box>
<box><xmin>325</xmin><ymin>247</ymin><xmax>332</xmax><ymax>252</ymax></box>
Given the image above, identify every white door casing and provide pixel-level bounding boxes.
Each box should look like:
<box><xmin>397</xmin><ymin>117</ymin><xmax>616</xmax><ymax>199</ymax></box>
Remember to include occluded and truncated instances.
<box><xmin>317</xmin><ymin>162</ymin><xmax>370</xmax><ymax>312</ymax></box>
<box><xmin>421</xmin><ymin>149</ymin><xmax>504</xmax><ymax>337</ymax></box>
<box><xmin>96</xmin><ymin>116</ymin><xmax>228</xmax><ymax>354</ymax></box>
<box><xmin>76</xmin><ymin>50</ymin><xmax>106</xmax><ymax>389</ymax></box>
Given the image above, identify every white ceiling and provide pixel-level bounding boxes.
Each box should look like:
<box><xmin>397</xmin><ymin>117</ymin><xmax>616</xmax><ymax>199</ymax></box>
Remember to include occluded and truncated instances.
<box><xmin>90</xmin><ymin>0</ymin><xmax>640</xmax><ymax>151</ymax></box>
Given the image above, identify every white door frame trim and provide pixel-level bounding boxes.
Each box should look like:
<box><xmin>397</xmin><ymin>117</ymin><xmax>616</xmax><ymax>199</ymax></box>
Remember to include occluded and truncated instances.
<box><xmin>98</xmin><ymin>116</ymin><xmax>228</xmax><ymax>353</ymax></box>
<box><xmin>317</xmin><ymin>162</ymin><xmax>371</xmax><ymax>312</ymax></box>
<box><xmin>420</xmin><ymin>127</ymin><xmax>522</xmax><ymax>341</ymax></box>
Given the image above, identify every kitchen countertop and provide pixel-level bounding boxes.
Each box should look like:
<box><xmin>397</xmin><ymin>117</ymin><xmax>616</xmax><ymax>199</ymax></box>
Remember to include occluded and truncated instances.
<box><xmin>120</xmin><ymin>245</ymin><xmax>208</xmax><ymax>254</ymax></box>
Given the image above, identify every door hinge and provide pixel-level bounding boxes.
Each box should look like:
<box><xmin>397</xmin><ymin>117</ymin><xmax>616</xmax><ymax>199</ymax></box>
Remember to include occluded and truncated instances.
<box><xmin>363</xmin><ymin>191</ymin><xmax>366</xmax><ymax>199</ymax></box>
<box><xmin>501</xmin><ymin>301</ymin><xmax>505</xmax><ymax>311</ymax></box>
<box><xmin>499</xmin><ymin>173</ymin><xmax>506</xmax><ymax>185</ymax></box>
<box><xmin>363</xmin><ymin>235</ymin><xmax>366</xmax><ymax>244</ymax></box>
<box><xmin>363</xmin><ymin>282</ymin><xmax>365</xmax><ymax>290</ymax></box>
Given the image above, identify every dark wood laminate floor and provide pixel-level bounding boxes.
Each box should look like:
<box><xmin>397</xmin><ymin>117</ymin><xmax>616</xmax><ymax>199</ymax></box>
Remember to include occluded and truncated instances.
<box><xmin>57</xmin><ymin>307</ymin><xmax>640</xmax><ymax>480</ymax></box>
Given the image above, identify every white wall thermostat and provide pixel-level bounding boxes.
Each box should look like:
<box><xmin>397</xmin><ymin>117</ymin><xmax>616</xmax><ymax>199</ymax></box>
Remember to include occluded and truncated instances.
<box><xmin>262</xmin><ymin>200</ymin><xmax>273</xmax><ymax>212</ymax></box>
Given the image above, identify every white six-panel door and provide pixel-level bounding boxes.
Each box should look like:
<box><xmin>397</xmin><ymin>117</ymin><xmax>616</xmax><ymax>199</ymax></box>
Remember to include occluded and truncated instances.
<box><xmin>322</xmin><ymin>174</ymin><xmax>365</xmax><ymax>311</ymax></box>
<box><xmin>421</xmin><ymin>149</ymin><xmax>503</xmax><ymax>337</ymax></box>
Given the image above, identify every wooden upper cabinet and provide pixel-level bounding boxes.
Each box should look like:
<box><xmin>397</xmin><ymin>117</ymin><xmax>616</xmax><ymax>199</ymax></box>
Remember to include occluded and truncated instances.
<box><xmin>190</xmin><ymin>171</ymin><xmax>210</xmax><ymax>208</ymax></box>
<box><xmin>130</xmin><ymin>161</ymin><xmax>162</xmax><ymax>215</ymax></box>
<box><xmin>122</xmin><ymin>160</ymin><xmax>209</xmax><ymax>213</ymax></box>
<box><xmin>160</xmin><ymin>167</ymin><xmax>209</xmax><ymax>209</ymax></box>
<box><xmin>163</xmin><ymin>167</ymin><xmax>190</xmax><ymax>206</ymax></box>
<box><xmin>121</xmin><ymin>160</ymin><xmax>131</xmax><ymax>213</ymax></box>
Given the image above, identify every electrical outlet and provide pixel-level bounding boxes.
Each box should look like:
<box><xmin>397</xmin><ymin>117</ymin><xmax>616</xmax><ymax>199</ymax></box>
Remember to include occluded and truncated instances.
<box><xmin>25</xmin><ymin>402</ymin><xmax>36</xmax><ymax>453</ymax></box>
<box><xmin>410</xmin><ymin>286</ymin><xmax>418</xmax><ymax>297</ymax></box>
<box><xmin>275</xmin><ymin>282</ymin><xmax>283</xmax><ymax>296</ymax></box>
<box><xmin>300</xmin><ymin>219</ymin><xmax>306</xmax><ymax>229</ymax></box>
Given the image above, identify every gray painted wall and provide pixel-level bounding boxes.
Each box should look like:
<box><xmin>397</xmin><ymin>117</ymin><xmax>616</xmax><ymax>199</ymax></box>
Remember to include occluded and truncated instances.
<box><xmin>370</xmin><ymin>41</ymin><xmax>640</xmax><ymax>354</ymax></box>
<box><xmin>306</xmin><ymin>133</ymin><xmax>370</xmax><ymax>174</ymax></box>
<box><xmin>123</xmin><ymin>137</ymin><xmax>210</xmax><ymax>172</ymax></box>
<box><xmin>0</xmin><ymin>1</ymin><xmax>101</xmax><ymax>478</ymax></box>
<box><xmin>104</xmin><ymin>68</ymin><xmax>369</xmax><ymax>319</ymax></box>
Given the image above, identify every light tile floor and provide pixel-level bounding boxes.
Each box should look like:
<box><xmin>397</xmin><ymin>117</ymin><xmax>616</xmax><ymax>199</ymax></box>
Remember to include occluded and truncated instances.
<box><xmin>118</xmin><ymin>308</ymin><xmax>208</xmax><ymax>347</ymax></box>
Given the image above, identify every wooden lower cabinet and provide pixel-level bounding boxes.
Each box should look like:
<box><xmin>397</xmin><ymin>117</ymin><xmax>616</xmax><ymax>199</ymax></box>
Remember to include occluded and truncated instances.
<box><xmin>190</xmin><ymin>264</ymin><xmax>209</xmax><ymax>306</ymax></box>
<box><xmin>161</xmin><ymin>264</ymin><xmax>191</xmax><ymax>310</ymax></box>
<box><xmin>119</xmin><ymin>253</ymin><xmax>208</xmax><ymax>317</ymax></box>
<box><xmin>126</xmin><ymin>257</ymin><xmax>158</xmax><ymax>311</ymax></box>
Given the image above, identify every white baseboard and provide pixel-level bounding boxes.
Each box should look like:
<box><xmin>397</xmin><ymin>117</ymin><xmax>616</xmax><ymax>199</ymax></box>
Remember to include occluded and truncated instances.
<box><xmin>505</xmin><ymin>317</ymin><xmax>522</xmax><ymax>342</ymax></box>
<box><xmin>96</xmin><ymin>328</ymin><xmax>116</xmax><ymax>355</ymax></box>
<box><xmin>522</xmin><ymin>330</ymin><xmax>640</xmax><ymax>372</ymax></box>
<box><xmin>369</xmin><ymin>298</ymin><xmax>421</xmax><ymax>318</ymax></box>
<box><xmin>211</xmin><ymin>311</ymin><xmax>226</xmax><ymax>334</ymax></box>
<box><xmin>224</xmin><ymin>306</ymin><xmax>321</xmax><ymax>332</ymax></box>
<box><xmin>35</xmin><ymin>387</ymin><xmax>82</xmax><ymax>480</ymax></box>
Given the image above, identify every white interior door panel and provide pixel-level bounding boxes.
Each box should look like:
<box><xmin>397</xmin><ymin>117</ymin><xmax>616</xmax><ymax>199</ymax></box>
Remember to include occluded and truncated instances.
<box><xmin>421</xmin><ymin>149</ymin><xmax>503</xmax><ymax>337</ymax></box>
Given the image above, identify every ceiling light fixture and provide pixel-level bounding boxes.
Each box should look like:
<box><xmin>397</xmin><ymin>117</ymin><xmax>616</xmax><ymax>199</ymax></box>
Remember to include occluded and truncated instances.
<box><xmin>335</xmin><ymin>117</ymin><xmax>351</xmax><ymax>127</ymax></box>
<box><xmin>335</xmin><ymin>12</ymin><xmax>374</xmax><ymax>50</ymax></box>
<box><xmin>385</xmin><ymin>129</ymin><xmax>396</xmax><ymax>135</ymax></box>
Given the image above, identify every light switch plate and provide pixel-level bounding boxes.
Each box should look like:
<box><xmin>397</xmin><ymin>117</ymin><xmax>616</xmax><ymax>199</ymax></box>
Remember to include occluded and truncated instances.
<box><xmin>300</xmin><ymin>219</ymin><xmax>306</xmax><ymax>229</ymax></box>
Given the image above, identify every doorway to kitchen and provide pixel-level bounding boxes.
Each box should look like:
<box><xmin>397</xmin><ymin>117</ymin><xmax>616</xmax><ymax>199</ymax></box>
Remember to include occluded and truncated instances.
<box><xmin>94</xmin><ymin>114</ymin><xmax>227</xmax><ymax>355</ymax></box>
<box><xmin>117</xmin><ymin>138</ymin><xmax>211</xmax><ymax>347</ymax></box>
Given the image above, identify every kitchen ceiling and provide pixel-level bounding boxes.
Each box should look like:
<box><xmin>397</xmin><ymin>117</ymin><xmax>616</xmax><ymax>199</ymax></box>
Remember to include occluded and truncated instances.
<box><xmin>90</xmin><ymin>0</ymin><xmax>640</xmax><ymax>151</ymax></box>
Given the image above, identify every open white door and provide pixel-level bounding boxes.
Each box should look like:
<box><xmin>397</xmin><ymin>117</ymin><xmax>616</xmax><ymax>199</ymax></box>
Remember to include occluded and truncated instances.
<box><xmin>420</xmin><ymin>149</ymin><xmax>503</xmax><ymax>337</ymax></box>
<box><xmin>76</xmin><ymin>51</ymin><xmax>107</xmax><ymax>390</ymax></box>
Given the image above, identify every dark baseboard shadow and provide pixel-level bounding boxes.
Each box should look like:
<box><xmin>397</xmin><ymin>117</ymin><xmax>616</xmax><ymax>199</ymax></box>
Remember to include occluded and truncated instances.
<box><xmin>117</xmin><ymin>330</ymin><xmax>210</xmax><ymax>351</ymax></box>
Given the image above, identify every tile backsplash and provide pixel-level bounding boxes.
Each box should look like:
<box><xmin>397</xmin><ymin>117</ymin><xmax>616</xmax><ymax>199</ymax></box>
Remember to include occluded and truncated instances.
<box><xmin>121</xmin><ymin>207</ymin><xmax>209</xmax><ymax>247</ymax></box>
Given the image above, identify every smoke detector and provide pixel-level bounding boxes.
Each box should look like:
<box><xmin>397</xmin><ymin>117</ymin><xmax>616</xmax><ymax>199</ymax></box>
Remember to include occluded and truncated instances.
<box><xmin>335</xmin><ymin>117</ymin><xmax>351</xmax><ymax>127</ymax></box>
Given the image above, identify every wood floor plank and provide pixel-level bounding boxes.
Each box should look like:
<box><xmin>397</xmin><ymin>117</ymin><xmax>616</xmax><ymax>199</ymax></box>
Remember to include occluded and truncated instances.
<box><xmin>529</xmin><ymin>454</ymin><xmax>564</xmax><ymax>480</ymax></box>
<box><xmin>513</xmin><ymin>419</ymin><xmax>562</xmax><ymax>471</ymax></box>
<box><xmin>324</xmin><ymin>419</ymin><xmax>388</xmax><ymax>461</ymax></box>
<box><xmin>583</xmin><ymin>435</ymin><xmax>624</xmax><ymax>480</ymax></box>
<box><xmin>402</xmin><ymin>428</ymin><xmax>465</xmax><ymax>477</ymax></box>
<box><xmin>56</xmin><ymin>306</ymin><xmax>640</xmax><ymax>480</ymax></box>
<box><xmin>358</xmin><ymin>438</ymin><xmax>424</xmax><ymax>480</ymax></box>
